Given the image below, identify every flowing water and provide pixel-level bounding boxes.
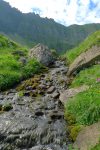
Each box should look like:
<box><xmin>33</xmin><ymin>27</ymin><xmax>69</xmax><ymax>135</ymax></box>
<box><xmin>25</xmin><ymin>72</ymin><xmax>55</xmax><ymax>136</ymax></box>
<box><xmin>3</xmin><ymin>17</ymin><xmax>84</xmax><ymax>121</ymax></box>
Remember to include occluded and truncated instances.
<box><xmin>0</xmin><ymin>60</ymin><xmax>70</xmax><ymax>150</ymax></box>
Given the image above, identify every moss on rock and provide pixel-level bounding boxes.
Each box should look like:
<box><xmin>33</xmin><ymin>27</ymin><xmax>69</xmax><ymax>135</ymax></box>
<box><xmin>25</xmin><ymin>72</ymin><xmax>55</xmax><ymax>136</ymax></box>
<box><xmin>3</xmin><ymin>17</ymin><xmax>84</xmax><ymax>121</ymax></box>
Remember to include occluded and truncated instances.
<box><xmin>2</xmin><ymin>103</ymin><xmax>13</xmax><ymax>111</ymax></box>
<box><xmin>16</xmin><ymin>75</ymin><xmax>45</xmax><ymax>98</ymax></box>
<box><xmin>69</xmin><ymin>125</ymin><xmax>82</xmax><ymax>141</ymax></box>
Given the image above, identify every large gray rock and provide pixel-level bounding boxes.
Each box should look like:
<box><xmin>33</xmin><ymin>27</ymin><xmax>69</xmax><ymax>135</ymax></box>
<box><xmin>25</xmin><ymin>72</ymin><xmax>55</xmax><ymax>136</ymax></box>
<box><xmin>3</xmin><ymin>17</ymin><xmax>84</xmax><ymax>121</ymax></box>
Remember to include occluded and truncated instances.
<box><xmin>29</xmin><ymin>43</ymin><xmax>55</xmax><ymax>66</ymax></box>
<box><xmin>73</xmin><ymin>122</ymin><xmax>100</xmax><ymax>150</ymax></box>
<box><xmin>67</xmin><ymin>46</ymin><xmax>100</xmax><ymax>76</ymax></box>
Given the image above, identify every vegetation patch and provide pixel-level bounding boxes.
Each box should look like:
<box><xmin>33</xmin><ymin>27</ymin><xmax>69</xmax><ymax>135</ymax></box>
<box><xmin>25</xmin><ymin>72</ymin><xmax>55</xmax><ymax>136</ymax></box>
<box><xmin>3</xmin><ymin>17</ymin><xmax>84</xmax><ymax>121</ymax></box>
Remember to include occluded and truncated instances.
<box><xmin>17</xmin><ymin>75</ymin><xmax>45</xmax><ymax>97</ymax></box>
<box><xmin>65</xmin><ymin>85</ymin><xmax>100</xmax><ymax>126</ymax></box>
<box><xmin>0</xmin><ymin>34</ymin><xmax>44</xmax><ymax>91</ymax></box>
<box><xmin>0</xmin><ymin>103</ymin><xmax>13</xmax><ymax>112</ymax></box>
<box><xmin>66</xmin><ymin>31</ymin><xmax>100</xmax><ymax>63</ymax></box>
<box><xmin>91</xmin><ymin>143</ymin><xmax>100</xmax><ymax>150</ymax></box>
<box><xmin>71</xmin><ymin>64</ymin><xmax>100</xmax><ymax>87</ymax></box>
<box><xmin>68</xmin><ymin>125</ymin><xmax>82</xmax><ymax>142</ymax></box>
<box><xmin>65</xmin><ymin>36</ymin><xmax>100</xmax><ymax>142</ymax></box>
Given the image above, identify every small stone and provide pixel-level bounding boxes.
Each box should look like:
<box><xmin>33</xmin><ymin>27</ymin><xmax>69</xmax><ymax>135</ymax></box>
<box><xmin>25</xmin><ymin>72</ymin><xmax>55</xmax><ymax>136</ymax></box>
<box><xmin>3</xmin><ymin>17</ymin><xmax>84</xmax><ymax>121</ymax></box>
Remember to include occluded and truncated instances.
<box><xmin>0</xmin><ymin>95</ymin><xmax>3</xmax><ymax>100</ymax></box>
<box><xmin>48</xmin><ymin>111</ymin><xmax>64</xmax><ymax>120</ymax></box>
<box><xmin>47</xmin><ymin>86</ymin><xmax>55</xmax><ymax>94</ymax></box>
<box><xmin>38</xmin><ymin>84</ymin><xmax>47</xmax><ymax>89</ymax></box>
<box><xmin>35</xmin><ymin>111</ymin><xmax>44</xmax><ymax>116</ymax></box>
<box><xmin>51</xmin><ymin>91</ymin><xmax>60</xmax><ymax>99</ymax></box>
<box><xmin>24</xmin><ymin>91</ymin><xmax>30</xmax><ymax>96</ymax></box>
<box><xmin>26</xmin><ymin>86</ymin><xmax>33</xmax><ymax>90</ymax></box>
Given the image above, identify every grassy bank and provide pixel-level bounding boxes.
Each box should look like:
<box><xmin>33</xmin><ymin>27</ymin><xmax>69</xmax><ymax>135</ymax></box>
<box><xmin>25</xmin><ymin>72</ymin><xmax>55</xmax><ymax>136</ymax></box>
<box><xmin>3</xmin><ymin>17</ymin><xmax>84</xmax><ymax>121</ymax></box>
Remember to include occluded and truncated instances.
<box><xmin>66</xmin><ymin>30</ymin><xmax>100</xmax><ymax>63</ymax></box>
<box><xmin>65</xmin><ymin>31</ymin><xmax>100</xmax><ymax>144</ymax></box>
<box><xmin>0</xmin><ymin>35</ymin><xmax>44</xmax><ymax>90</ymax></box>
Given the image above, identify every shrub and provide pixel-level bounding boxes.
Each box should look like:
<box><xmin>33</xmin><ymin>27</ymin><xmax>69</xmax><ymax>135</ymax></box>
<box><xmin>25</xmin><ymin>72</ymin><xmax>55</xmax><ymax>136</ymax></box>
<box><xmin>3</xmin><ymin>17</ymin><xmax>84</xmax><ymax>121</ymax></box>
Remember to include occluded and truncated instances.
<box><xmin>0</xmin><ymin>70</ymin><xmax>21</xmax><ymax>90</ymax></box>
<box><xmin>22</xmin><ymin>59</ymin><xmax>44</xmax><ymax>79</ymax></box>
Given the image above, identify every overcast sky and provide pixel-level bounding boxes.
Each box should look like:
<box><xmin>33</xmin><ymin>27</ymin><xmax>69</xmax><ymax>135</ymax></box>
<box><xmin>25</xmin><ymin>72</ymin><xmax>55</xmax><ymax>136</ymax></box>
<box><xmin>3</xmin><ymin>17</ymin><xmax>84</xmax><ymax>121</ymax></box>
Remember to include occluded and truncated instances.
<box><xmin>4</xmin><ymin>0</ymin><xmax>100</xmax><ymax>26</ymax></box>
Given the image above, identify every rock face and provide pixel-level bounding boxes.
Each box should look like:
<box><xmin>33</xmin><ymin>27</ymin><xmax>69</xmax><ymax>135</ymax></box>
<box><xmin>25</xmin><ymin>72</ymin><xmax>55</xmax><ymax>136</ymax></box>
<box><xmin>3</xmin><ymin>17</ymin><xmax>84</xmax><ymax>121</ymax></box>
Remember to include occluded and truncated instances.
<box><xmin>73</xmin><ymin>122</ymin><xmax>100</xmax><ymax>150</ymax></box>
<box><xmin>29</xmin><ymin>43</ymin><xmax>55</xmax><ymax>66</ymax></box>
<box><xmin>67</xmin><ymin>46</ymin><xmax>100</xmax><ymax>76</ymax></box>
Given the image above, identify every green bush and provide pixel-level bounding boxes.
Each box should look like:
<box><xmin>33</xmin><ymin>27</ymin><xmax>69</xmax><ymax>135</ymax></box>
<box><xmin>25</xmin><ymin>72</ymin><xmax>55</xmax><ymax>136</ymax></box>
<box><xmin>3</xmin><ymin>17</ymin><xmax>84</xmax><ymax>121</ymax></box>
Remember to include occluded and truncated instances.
<box><xmin>22</xmin><ymin>59</ymin><xmax>43</xmax><ymax>79</ymax></box>
<box><xmin>0</xmin><ymin>70</ymin><xmax>21</xmax><ymax>90</ymax></box>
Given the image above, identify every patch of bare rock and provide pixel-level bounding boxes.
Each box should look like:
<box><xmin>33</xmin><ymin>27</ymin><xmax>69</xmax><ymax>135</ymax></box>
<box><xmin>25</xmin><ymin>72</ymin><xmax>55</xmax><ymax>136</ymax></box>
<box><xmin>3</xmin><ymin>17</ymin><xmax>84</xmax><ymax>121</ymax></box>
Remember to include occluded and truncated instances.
<box><xmin>67</xmin><ymin>45</ymin><xmax>100</xmax><ymax>76</ymax></box>
<box><xmin>73</xmin><ymin>122</ymin><xmax>100</xmax><ymax>150</ymax></box>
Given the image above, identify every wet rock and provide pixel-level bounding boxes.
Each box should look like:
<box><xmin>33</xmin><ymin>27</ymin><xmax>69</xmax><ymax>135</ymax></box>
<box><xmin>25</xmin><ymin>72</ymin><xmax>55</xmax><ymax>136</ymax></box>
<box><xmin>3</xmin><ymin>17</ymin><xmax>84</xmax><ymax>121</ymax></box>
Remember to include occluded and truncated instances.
<box><xmin>47</xmin><ymin>86</ymin><xmax>55</xmax><ymax>94</ymax></box>
<box><xmin>0</xmin><ymin>95</ymin><xmax>4</xmax><ymax>100</ymax></box>
<box><xmin>35</xmin><ymin>111</ymin><xmax>44</xmax><ymax>117</ymax></box>
<box><xmin>51</xmin><ymin>91</ymin><xmax>60</xmax><ymax>99</ymax></box>
<box><xmin>0</xmin><ymin>60</ymin><xmax>69</xmax><ymax>149</ymax></box>
<box><xmin>2</xmin><ymin>103</ymin><xmax>13</xmax><ymax>111</ymax></box>
<box><xmin>54</xmin><ymin>61</ymin><xmax>65</xmax><ymax>67</ymax></box>
<box><xmin>38</xmin><ymin>84</ymin><xmax>47</xmax><ymax>90</ymax></box>
<box><xmin>51</xmin><ymin>67</ymin><xmax>68</xmax><ymax>75</ymax></box>
<box><xmin>12</xmin><ymin>93</ymin><xmax>20</xmax><ymax>102</ymax></box>
<box><xmin>29</xmin><ymin>145</ymin><xmax>42</xmax><ymax>150</ymax></box>
<box><xmin>49</xmin><ymin>111</ymin><xmax>64</xmax><ymax>120</ymax></box>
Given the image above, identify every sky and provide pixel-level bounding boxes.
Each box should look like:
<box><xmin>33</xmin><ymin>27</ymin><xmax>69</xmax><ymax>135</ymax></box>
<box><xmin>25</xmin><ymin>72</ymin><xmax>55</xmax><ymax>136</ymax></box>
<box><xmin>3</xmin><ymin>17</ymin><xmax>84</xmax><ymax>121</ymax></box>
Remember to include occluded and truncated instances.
<box><xmin>4</xmin><ymin>0</ymin><xmax>100</xmax><ymax>26</ymax></box>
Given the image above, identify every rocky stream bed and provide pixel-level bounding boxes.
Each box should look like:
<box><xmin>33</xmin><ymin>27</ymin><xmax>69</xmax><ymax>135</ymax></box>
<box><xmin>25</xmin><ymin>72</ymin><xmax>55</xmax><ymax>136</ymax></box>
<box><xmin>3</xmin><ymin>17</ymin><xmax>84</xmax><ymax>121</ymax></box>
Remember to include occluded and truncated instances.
<box><xmin>0</xmin><ymin>60</ymin><xmax>71</xmax><ymax>150</ymax></box>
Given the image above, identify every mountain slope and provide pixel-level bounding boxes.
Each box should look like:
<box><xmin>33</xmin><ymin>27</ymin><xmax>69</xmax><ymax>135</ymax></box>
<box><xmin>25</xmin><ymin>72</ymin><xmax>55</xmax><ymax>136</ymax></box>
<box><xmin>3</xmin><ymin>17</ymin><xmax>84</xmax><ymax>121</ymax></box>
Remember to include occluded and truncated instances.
<box><xmin>0</xmin><ymin>0</ymin><xmax>100</xmax><ymax>53</ymax></box>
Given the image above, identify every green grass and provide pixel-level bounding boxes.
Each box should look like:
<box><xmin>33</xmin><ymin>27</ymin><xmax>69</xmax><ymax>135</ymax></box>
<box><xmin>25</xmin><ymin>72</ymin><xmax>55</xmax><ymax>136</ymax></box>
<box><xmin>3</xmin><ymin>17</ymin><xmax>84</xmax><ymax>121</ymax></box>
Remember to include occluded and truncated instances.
<box><xmin>65</xmin><ymin>85</ymin><xmax>100</xmax><ymax>126</ymax></box>
<box><xmin>66</xmin><ymin>30</ymin><xmax>100</xmax><ymax>63</ymax></box>
<box><xmin>65</xmin><ymin>30</ymin><xmax>100</xmax><ymax>128</ymax></box>
<box><xmin>71</xmin><ymin>64</ymin><xmax>100</xmax><ymax>87</ymax></box>
<box><xmin>0</xmin><ymin>34</ymin><xmax>44</xmax><ymax>90</ymax></box>
<box><xmin>91</xmin><ymin>143</ymin><xmax>100</xmax><ymax>150</ymax></box>
<box><xmin>65</xmin><ymin>64</ymin><xmax>100</xmax><ymax>126</ymax></box>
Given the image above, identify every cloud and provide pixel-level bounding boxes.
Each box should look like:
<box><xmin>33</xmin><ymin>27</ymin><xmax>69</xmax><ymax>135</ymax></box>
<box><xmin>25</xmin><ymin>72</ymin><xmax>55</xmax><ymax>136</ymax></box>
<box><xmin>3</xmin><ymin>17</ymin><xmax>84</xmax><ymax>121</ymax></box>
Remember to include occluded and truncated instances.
<box><xmin>4</xmin><ymin>0</ymin><xmax>100</xmax><ymax>26</ymax></box>
<box><xmin>32</xmin><ymin>8</ymin><xmax>42</xmax><ymax>15</ymax></box>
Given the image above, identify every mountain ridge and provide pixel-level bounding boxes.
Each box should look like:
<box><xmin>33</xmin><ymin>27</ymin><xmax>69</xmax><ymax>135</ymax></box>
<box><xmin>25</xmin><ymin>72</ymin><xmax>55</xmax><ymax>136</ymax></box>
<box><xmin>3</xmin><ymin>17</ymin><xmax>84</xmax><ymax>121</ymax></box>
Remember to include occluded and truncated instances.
<box><xmin>0</xmin><ymin>0</ymin><xmax>100</xmax><ymax>53</ymax></box>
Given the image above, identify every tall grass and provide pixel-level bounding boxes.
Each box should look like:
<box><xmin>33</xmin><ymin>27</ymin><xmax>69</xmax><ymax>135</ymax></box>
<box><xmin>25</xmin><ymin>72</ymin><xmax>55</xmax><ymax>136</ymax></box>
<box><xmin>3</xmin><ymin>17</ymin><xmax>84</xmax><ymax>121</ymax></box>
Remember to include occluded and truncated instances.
<box><xmin>65</xmin><ymin>85</ymin><xmax>100</xmax><ymax>125</ymax></box>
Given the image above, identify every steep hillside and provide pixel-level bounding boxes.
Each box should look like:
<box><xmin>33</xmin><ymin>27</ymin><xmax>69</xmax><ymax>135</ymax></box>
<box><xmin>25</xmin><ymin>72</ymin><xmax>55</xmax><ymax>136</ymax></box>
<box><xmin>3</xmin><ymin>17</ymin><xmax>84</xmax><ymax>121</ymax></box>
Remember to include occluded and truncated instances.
<box><xmin>65</xmin><ymin>31</ymin><xmax>100</xmax><ymax>149</ymax></box>
<box><xmin>66</xmin><ymin>30</ymin><xmax>100</xmax><ymax>63</ymax></box>
<box><xmin>0</xmin><ymin>0</ymin><xmax>100</xmax><ymax>53</ymax></box>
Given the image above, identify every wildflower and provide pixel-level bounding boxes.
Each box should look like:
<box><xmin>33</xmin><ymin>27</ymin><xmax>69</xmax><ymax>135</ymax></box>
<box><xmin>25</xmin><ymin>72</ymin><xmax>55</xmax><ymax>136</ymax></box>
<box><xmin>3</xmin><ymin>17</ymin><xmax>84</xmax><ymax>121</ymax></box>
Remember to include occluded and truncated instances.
<box><xmin>96</xmin><ymin>78</ymin><xmax>100</xmax><ymax>82</ymax></box>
